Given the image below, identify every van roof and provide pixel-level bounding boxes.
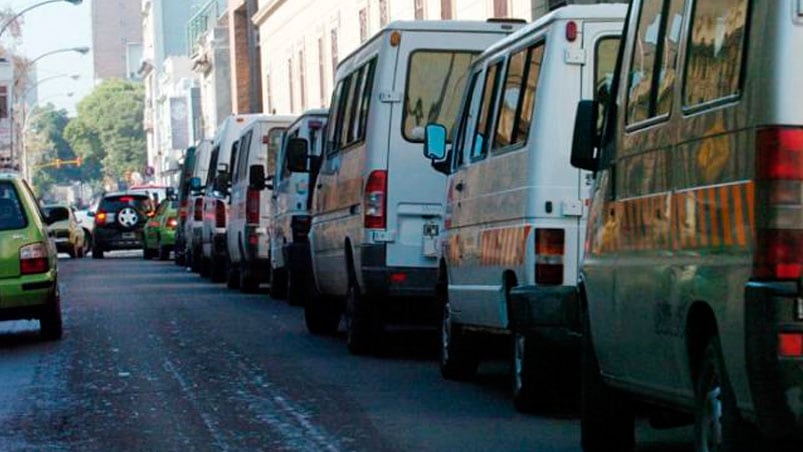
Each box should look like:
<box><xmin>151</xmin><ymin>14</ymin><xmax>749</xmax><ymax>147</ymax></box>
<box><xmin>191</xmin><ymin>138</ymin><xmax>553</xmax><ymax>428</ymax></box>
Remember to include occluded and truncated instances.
<box><xmin>478</xmin><ymin>4</ymin><xmax>627</xmax><ymax>60</ymax></box>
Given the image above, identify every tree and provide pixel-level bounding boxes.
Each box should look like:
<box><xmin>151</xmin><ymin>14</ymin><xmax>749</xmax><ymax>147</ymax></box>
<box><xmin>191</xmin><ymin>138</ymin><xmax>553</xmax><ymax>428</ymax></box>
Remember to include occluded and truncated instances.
<box><xmin>64</xmin><ymin>79</ymin><xmax>146</xmax><ymax>184</ymax></box>
<box><xmin>25</xmin><ymin>105</ymin><xmax>87</xmax><ymax>195</ymax></box>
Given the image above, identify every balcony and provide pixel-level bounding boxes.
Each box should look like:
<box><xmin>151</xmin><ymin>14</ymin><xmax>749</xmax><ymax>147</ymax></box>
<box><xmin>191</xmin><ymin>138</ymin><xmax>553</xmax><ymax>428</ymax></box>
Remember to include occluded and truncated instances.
<box><xmin>186</xmin><ymin>0</ymin><xmax>228</xmax><ymax>57</ymax></box>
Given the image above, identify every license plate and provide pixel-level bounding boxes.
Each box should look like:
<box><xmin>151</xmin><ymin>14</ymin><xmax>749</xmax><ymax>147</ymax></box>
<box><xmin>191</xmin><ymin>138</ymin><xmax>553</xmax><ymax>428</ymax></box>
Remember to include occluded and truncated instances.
<box><xmin>122</xmin><ymin>232</ymin><xmax>136</xmax><ymax>239</ymax></box>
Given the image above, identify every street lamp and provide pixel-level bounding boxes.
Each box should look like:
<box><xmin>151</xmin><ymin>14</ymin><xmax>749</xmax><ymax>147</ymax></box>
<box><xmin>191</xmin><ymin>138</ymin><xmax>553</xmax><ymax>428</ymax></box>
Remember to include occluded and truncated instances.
<box><xmin>19</xmin><ymin>73</ymin><xmax>80</xmax><ymax>101</ymax></box>
<box><xmin>0</xmin><ymin>0</ymin><xmax>83</xmax><ymax>40</ymax></box>
<box><xmin>26</xmin><ymin>46</ymin><xmax>90</xmax><ymax>68</ymax></box>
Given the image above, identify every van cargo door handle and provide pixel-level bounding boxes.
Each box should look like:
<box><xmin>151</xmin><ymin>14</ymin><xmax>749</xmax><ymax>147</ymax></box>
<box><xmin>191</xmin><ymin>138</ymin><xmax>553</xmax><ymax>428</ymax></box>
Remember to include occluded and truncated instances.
<box><xmin>455</xmin><ymin>182</ymin><xmax>465</xmax><ymax>192</ymax></box>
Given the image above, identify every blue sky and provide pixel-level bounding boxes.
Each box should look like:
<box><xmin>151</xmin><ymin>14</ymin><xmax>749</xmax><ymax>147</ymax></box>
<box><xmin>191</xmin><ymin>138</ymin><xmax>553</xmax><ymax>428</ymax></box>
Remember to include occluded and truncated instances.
<box><xmin>3</xmin><ymin>0</ymin><xmax>93</xmax><ymax>116</ymax></box>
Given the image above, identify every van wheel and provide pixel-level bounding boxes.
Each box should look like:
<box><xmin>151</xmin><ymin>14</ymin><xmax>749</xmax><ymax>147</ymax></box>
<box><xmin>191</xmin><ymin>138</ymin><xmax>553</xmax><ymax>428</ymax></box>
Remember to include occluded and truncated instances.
<box><xmin>693</xmin><ymin>337</ymin><xmax>758</xmax><ymax>452</ymax></box>
<box><xmin>304</xmin><ymin>286</ymin><xmax>340</xmax><ymax>335</ymax></box>
<box><xmin>226</xmin><ymin>261</ymin><xmax>240</xmax><ymax>289</ymax></box>
<box><xmin>286</xmin><ymin>267</ymin><xmax>304</xmax><ymax>306</ymax></box>
<box><xmin>240</xmin><ymin>266</ymin><xmax>259</xmax><ymax>293</ymax></box>
<box><xmin>190</xmin><ymin>247</ymin><xmax>200</xmax><ymax>272</ymax></box>
<box><xmin>40</xmin><ymin>297</ymin><xmax>63</xmax><ymax>341</ymax></box>
<box><xmin>440</xmin><ymin>298</ymin><xmax>478</xmax><ymax>380</ymax></box>
<box><xmin>344</xmin><ymin>284</ymin><xmax>381</xmax><ymax>355</ymax></box>
<box><xmin>92</xmin><ymin>246</ymin><xmax>104</xmax><ymax>259</ymax></box>
<box><xmin>512</xmin><ymin>332</ymin><xmax>550</xmax><ymax>413</ymax></box>
<box><xmin>158</xmin><ymin>245</ymin><xmax>170</xmax><ymax>261</ymax></box>
<box><xmin>200</xmin><ymin>256</ymin><xmax>211</xmax><ymax>278</ymax></box>
<box><xmin>269</xmin><ymin>267</ymin><xmax>288</xmax><ymax>300</ymax></box>
<box><xmin>581</xmin><ymin>309</ymin><xmax>634</xmax><ymax>451</ymax></box>
<box><xmin>210</xmin><ymin>259</ymin><xmax>226</xmax><ymax>283</ymax></box>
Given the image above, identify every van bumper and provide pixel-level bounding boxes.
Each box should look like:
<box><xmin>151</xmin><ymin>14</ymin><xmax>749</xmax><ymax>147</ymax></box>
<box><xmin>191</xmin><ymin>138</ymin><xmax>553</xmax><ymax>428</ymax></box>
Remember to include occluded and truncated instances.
<box><xmin>744</xmin><ymin>282</ymin><xmax>803</xmax><ymax>440</ymax></box>
<box><xmin>508</xmin><ymin>285</ymin><xmax>581</xmax><ymax>347</ymax></box>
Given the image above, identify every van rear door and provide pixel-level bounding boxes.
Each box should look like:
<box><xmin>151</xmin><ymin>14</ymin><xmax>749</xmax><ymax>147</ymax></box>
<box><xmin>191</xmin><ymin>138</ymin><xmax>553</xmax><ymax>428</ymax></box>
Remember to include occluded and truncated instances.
<box><xmin>386</xmin><ymin>30</ymin><xmax>506</xmax><ymax>269</ymax></box>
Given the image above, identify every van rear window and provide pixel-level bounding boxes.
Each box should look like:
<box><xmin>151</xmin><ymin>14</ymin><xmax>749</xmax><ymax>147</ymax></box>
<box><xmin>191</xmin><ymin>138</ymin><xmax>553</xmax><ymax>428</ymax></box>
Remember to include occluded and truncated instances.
<box><xmin>0</xmin><ymin>182</ymin><xmax>28</xmax><ymax>231</ymax></box>
<box><xmin>403</xmin><ymin>50</ymin><xmax>478</xmax><ymax>143</ymax></box>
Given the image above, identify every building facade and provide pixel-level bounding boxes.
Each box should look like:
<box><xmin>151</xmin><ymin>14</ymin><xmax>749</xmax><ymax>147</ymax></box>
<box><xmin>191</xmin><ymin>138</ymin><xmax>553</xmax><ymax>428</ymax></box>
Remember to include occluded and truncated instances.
<box><xmin>228</xmin><ymin>0</ymin><xmax>263</xmax><ymax>114</ymax></box>
<box><xmin>253</xmin><ymin>0</ymin><xmax>535</xmax><ymax>116</ymax></box>
<box><xmin>91</xmin><ymin>0</ymin><xmax>143</xmax><ymax>81</ymax></box>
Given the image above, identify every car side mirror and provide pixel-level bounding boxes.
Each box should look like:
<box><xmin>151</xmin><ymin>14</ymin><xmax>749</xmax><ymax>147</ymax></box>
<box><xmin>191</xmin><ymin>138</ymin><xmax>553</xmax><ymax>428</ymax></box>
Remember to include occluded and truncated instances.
<box><xmin>286</xmin><ymin>138</ymin><xmax>310</xmax><ymax>173</ymax></box>
<box><xmin>249</xmin><ymin>165</ymin><xmax>266</xmax><ymax>191</ymax></box>
<box><xmin>571</xmin><ymin>100</ymin><xmax>600</xmax><ymax>172</ymax></box>
<box><xmin>45</xmin><ymin>206</ymin><xmax>69</xmax><ymax>225</ymax></box>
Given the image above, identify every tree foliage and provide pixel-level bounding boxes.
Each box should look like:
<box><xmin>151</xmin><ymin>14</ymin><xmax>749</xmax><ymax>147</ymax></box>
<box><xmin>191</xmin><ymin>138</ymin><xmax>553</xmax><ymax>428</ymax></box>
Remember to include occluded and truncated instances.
<box><xmin>25</xmin><ymin>105</ymin><xmax>86</xmax><ymax>195</ymax></box>
<box><xmin>64</xmin><ymin>79</ymin><xmax>146</xmax><ymax>184</ymax></box>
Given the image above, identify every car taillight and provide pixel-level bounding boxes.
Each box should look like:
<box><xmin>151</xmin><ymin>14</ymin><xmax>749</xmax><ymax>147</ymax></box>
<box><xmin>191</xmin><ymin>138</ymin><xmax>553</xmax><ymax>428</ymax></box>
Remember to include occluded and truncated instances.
<box><xmin>364</xmin><ymin>170</ymin><xmax>387</xmax><ymax>229</ymax></box>
<box><xmin>95</xmin><ymin>211</ymin><xmax>107</xmax><ymax>226</ymax></box>
<box><xmin>194</xmin><ymin>198</ymin><xmax>203</xmax><ymax>221</ymax></box>
<box><xmin>215</xmin><ymin>200</ymin><xmax>226</xmax><ymax>228</ymax></box>
<box><xmin>246</xmin><ymin>189</ymin><xmax>260</xmax><ymax>224</ymax></box>
<box><xmin>779</xmin><ymin>332</ymin><xmax>803</xmax><ymax>357</ymax></box>
<box><xmin>20</xmin><ymin>242</ymin><xmax>49</xmax><ymax>275</ymax></box>
<box><xmin>535</xmin><ymin>228</ymin><xmax>564</xmax><ymax>285</ymax></box>
<box><xmin>754</xmin><ymin>127</ymin><xmax>803</xmax><ymax>280</ymax></box>
<box><xmin>166</xmin><ymin>217</ymin><xmax>178</xmax><ymax>229</ymax></box>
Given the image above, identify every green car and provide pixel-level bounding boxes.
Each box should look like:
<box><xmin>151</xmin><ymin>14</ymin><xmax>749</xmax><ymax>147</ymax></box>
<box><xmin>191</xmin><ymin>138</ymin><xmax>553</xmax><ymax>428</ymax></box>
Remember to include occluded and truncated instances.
<box><xmin>0</xmin><ymin>172</ymin><xmax>63</xmax><ymax>340</ymax></box>
<box><xmin>143</xmin><ymin>199</ymin><xmax>178</xmax><ymax>260</ymax></box>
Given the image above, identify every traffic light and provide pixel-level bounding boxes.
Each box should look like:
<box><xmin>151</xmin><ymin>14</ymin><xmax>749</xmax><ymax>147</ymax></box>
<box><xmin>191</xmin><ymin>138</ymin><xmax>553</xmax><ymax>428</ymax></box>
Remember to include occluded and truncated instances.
<box><xmin>54</xmin><ymin>158</ymin><xmax>62</xmax><ymax>168</ymax></box>
<box><xmin>76</xmin><ymin>156</ymin><xmax>82</xmax><ymax>167</ymax></box>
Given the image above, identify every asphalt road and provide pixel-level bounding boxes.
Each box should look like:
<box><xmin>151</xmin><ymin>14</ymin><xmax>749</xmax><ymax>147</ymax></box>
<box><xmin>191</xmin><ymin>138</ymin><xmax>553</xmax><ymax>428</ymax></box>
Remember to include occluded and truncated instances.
<box><xmin>0</xmin><ymin>252</ymin><xmax>694</xmax><ymax>451</ymax></box>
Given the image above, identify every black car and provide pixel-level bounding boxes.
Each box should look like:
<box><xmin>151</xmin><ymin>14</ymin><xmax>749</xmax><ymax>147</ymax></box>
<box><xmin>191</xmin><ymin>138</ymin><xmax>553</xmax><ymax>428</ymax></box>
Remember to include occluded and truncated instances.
<box><xmin>91</xmin><ymin>193</ymin><xmax>154</xmax><ymax>259</ymax></box>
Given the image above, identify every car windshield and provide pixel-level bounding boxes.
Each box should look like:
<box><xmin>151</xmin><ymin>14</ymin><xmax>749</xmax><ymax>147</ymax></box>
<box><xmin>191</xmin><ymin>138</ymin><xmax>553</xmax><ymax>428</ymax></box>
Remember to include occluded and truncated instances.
<box><xmin>0</xmin><ymin>182</ymin><xmax>27</xmax><ymax>231</ymax></box>
<box><xmin>98</xmin><ymin>195</ymin><xmax>152</xmax><ymax>213</ymax></box>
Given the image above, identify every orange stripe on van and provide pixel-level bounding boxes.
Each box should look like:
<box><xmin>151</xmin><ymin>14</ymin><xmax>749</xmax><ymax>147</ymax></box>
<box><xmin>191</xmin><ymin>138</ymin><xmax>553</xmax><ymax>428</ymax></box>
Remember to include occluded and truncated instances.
<box><xmin>708</xmin><ymin>188</ymin><xmax>721</xmax><ymax>247</ymax></box>
<box><xmin>746</xmin><ymin>182</ymin><xmax>755</xmax><ymax>243</ymax></box>
<box><xmin>479</xmin><ymin>226</ymin><xmax>531</xmax><ymax>267</ymax></box>
<box><xmin>696</xmin><ymin>191</ymin><xmax>709</xmax><ymax>248</ymax></box>
<box><xmin>719</xmin><ymin>186</ymin><xmax>733</xmax><ymax>247</ymax></box>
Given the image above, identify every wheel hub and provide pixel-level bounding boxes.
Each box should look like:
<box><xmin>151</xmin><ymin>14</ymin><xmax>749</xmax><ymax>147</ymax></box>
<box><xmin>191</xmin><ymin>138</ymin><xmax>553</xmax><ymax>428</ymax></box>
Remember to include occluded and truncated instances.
<box><xmin>118</xmin><ymin>207</ymin><xmax>139</xmax><ymax>228</ymax></box>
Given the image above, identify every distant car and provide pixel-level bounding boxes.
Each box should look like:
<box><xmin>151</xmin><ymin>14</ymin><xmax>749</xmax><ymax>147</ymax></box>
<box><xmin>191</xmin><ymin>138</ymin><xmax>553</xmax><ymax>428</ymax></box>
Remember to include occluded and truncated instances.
<box><xmin>91</xmin><ymin>192</ymin><xmax>154</xmax><ymax>259</ymax></box>
<box><xmin>143</xmin><ymin>199</ymin><xmax>178</xmax><ymax>260</ymax></box>
<box><xmin>0</xmin><ymin>171</ymin><xmax>63</xmax><ymax>340</ymax></box>
<box><xmin>42</xmin><ymin>204</ymin><xmax>86</xmax><ymax>259</ymax></box>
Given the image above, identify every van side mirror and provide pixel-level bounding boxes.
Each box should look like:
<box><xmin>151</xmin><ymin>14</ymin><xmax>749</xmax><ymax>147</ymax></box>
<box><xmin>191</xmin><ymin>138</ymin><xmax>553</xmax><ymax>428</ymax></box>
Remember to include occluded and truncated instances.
<box><xmin>571</xmin><ymin>100</ymin><xmax>600</xmax><ymax>171</ymax></box>
<box><xmin>214</xmin><ymin>171</ymin><xmax>230</xmax><ymax>194</ymax></box>
<box><xmin>45</xmin><ymin>206</ymin><xmax>69</xmax><ymax>225</ymax></box>
<box><xmin>286</xmin><ymin>138</ymin><xmax>310</xmax><ymax>173</ymax></box>
<box><xmin>249</xmin><ymin>165</ymin><xmax>266</xmax><ymax>191</ymax></box>
<box><xmin>424</xmin><ymin>124</ymin><xmax>447</xmax><ymax>161</ymax></box>
<box><xmin>190</xmin><ymin>177</ymin><xmax>202</xmax><ymax>191</ymax></box>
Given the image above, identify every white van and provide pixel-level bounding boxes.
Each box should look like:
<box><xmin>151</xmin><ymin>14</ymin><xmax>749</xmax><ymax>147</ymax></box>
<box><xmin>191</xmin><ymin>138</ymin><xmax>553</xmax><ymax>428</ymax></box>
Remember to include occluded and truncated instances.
<box><xmin>200</xmin><ymin>114</ymin><xmax>270</xmax><ymax>281</ymax></box>
<box><xmin>571</xmin><ymin>1</ymin><xmax>803</xmax><ymax>449</ymax></box>
<box><xmin>225</xmin><ymin>115</ymin><xmax>294</xmax><ymax>292</ymax></box>
<box><xmin>303</xmin><ymin>20</ymin><xmax>523</xmax><ymax>355</ymax></box>
<box><xmin>423</xmin><ymin>4</ymin><xmax>624</xmax><ymax>412</ymax></box>
<box><xmin>186</xmin><ymin>139</ymin><xmax>212</xmax><ymax>273</ymax></box>
<box><xmin>268</xmin><ymin>109</ymin><xmax>328</xmax><ymax>303</ymax></box>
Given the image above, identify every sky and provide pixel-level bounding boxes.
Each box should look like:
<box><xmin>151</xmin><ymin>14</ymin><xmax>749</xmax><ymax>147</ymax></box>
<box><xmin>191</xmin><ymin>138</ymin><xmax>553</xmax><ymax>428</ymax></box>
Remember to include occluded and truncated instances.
<box><xmin>3</xmin><ymin>0</ymin><xmax>94</xmax><ymax>116</ymax></box>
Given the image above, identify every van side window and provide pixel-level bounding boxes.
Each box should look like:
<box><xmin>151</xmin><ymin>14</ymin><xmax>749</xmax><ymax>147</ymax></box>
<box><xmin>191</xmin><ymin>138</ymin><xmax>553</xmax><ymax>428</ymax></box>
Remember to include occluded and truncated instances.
<box><xmin>326</xmin><ymin>81</ymin><xmax>345</xmax><ymax>157</ymax></box>
<box><xmin>493</xmin><ymin>42</ymin><xmax>545</xmax><ymax>152</ymax></box>
<box><xmin>235</xmin><ymin>132</ymin><xmax>252</xmax><ymax>183</ymax></box>
<box><xmin>472</xmin><ymin>61</ymin><xmax>503</xmax><ymax>161</ymax></box>
<box><xmin>595</xmin><ymin>38</ymin><xmax>620</xmax><ymax>132</ymax></box>
<box><xmin>339</xmin><ymin>69</ymin><xmax>361</xmax><ymax>148</ymax></box>
<box><xmin>626</xmin><ymin>0</ymin><xmax>686</xmax><ymax>125</ymax></box>
<box><xmin>403</xmin><ymin>50</ymin><xmax>477</xmax><ymax>143</ymax></box>
<box><xmin>356</xmin><ymin>59</ymin><xmax>376</xmax><ymax>141</ymax></box>
<box><xmin>683</xmin><ymin>0</ymin><xmax>748</xmax><ymax>107</ymax></box>
<box><xmin>266</xmin><ymin>127</ymin><xmax>285</xmax><ymax>177</ymax></box>
<box><xmin>282</xmin><ymin>129</ymin><xmax>300</xmax><ymax>181</ymax></box>
<box><xmin>454</xmin><ymin>71</ymin><xmax>480</xmax><ymax>168</ymax></box>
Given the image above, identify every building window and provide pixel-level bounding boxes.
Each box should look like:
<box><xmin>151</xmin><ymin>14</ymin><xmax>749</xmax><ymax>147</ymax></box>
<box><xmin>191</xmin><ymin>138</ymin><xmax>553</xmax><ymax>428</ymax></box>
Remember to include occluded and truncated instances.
<box><xmin>299</xmin><ymin>49</ymin><xmax>307</xmax><ymax>110</ymax></box>
<box><xmin>318</xmin><ymin>37</ymin><xmax>327</xmax><ymax>107</ymax></box>
<box><xmin>441</xmin><ymin>0</ymin><xmax>453</xmax><ymax>19</ymax></box>
<box><xmin>379</xmin><ymin>0</ymin><xmax>389</xmax><ymax>26</ymax></box>
<box><xmin>0</xmin><ymin>86</ymin><xmax>7</xmax><ymax>119</ymax></box>
<box><xmin>288</xmin><ymin>58</ymin><xmax>295</xmax><ymax>112</ymax></box>
<box><xmin>359</xmin><ymin>8</ymin><xmax>369</xmax><ymax>42</ymax></box>
<box><xmin>493</xmin><ymin>0</ymin><xmax>508</xmax><ymax>17</ymax></box>
<box><xmin>331</xmin><ymin>28</ymin><xmax>339</xmax><ymax>78</ymax></box>
<box><xmin>414</xmin><ymin>0</ymin><xmax>425</xmax><ymax>19</ymax></box>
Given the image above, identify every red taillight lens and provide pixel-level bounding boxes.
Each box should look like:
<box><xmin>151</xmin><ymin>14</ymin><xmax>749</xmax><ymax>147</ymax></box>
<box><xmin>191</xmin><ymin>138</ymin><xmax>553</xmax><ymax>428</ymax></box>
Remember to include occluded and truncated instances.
<box><xmin>179</xmin><ymin>200</ymin><xmax>188</xmax><ymax>219</ymax></box>
<box><xmin>364</xmin><ymin>170</ymin><xmax>387</xmax><ymax>229</ymax></box>
<box><xmin>754</xmin><ymin>127</ymin><xmax>803</xmax><ymax>280</ymax></box>
<box><xmin>778</xmin><ymin>332</ymin><xmax>803</xmax><ymax>357</ymax></box>
<box><xmin>166</xmin><ymin>217</ymin><xmax>178</xmax><ymax>229</ymax></box>
<box><xmin>215</xmin><ymin>200</ymin><xmax>226</xmax><ymax>228</ymax></box>
<box><xmin>246</xmin><ymin>189</ymin><xmax>260</xmax><ymax>224</ymax></box>
<box><xmin>535</xmin><ymin>228</ymin><xmax>564</xmax><ymax>285</ymax></box>
<box><xmin>193</xmin><ymin>198</ymin><xmax>203</xmax><ymax>221</ymax></box>
<box><xmin>95</xmin><ymin>211</ymin><xmax>107</xmax><ymax>226</ymax></box>
<box><xmin>20</xmin><ymin>243</ymin><xmax>49</xmax><ymax>275</ymax></box>
<box><xmin>565</xmin><ymin>20</ymin><xmax>578</xmax><ymax>42</ymax></box>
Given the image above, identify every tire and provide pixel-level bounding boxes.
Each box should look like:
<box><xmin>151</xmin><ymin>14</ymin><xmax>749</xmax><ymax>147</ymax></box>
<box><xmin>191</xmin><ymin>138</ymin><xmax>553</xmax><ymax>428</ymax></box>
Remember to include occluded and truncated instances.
<box><xmin>199</xmin><ymin>256</ymin><xmax>211</xmax><ymax>278</ymax></box>
<box><xmin>158</xmin><ymin>245</ymin><xmax>170</xmax><ymax>261</ymax></box>
<box><xmin>581</xmin><ymin>309</ymin><xmax>634</xmax><ymax>452</ymax></box>
<box><xmin>344</xmin><ymin>283</ymin><xmax>381</xmax><ymax>356</ymax></box>
<box><xmin>82</xmin><ymin>229</ymin><xmax>92</xmax><ymax>256</ymax></box>
<box><xmin>76</xmin><ymin>244</ymin><xmax>84</xmax><ymax>258</ymax></box>
<box><xmin>439</xmin><ymin>296</ymin><xmax>479</xmax><ymax>380</ymax></box>
<box><xmin>226</xmin><ymin>260</ymin><xmax>241</xmax><ymax>289</ymax></box>
<box><xmin>210</xmin><ymin>257</ymin><xmax>226</xmax><ymax>283</ymax></box>
<box><xmin>269</xmin><ymin>266</ymin><xmax>288</xmax><ymax>300</ymax></box>
<box><xmin>40</xmin><ymin>297</ymin><xmax>63</xmax><ymax>341</ymax></box>
<box><xmin>286</xmin><ymin>267</ymin><xmax>304</xmax><ymax>306</ymax></box>
<box><xmin>693</xmin><ymin>337</ymin><xmax>759</xmax><ymax>452</ymax></box>
<box><xmin>512</xmin><ymin>332</ymin><xmax>550</xmax><ymax>413</ymax></box>
<box><xmin>190</xmin><ymin>246</ymin><xmax>201</xmax><ymax>273</ymax></box>
<box><xmin>142</xmin><ymin>246</ymin><xmax>152</xmax><ymax>260</ymax></box>
<box><xmin>92</xmin><ymin>246</ymin><xmax>104</xmax><ymax>259</ymax></box>
<box><xmin>304</xmin><ymin>285</ymin><xmax>341</xmax><ymax>335</ymax></box>
<box><xmin>239</xmin><ymin>265</ymin><xmax>259</xmax><ymax>293</ymax></box>
<box><xmin>67</xmin><ymin>246</ymin><xmax>76</xmax><ymax>259</ymax></box>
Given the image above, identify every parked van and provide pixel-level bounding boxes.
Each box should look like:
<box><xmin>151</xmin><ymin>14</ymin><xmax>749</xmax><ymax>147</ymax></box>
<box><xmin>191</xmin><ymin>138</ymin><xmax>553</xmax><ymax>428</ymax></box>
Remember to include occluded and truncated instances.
<box><xmin>186</xmin><ymin>139</ymin><xmax>212</xmax><ymax>273</ymax></box>
<box><xmin>200</xmin><ymin>114</ymin><xmax>269</xmax><ymax>281</ymax></box>
<box><xmin>571</xmin><ymin>1</ymin><xmax>803</xmax><ymax>449</ymax></box>
<box><xmin>302</xmin><ymin>20</ymin><xmax>523</xmax><ymax>355</ymax></box>
<box><xmin>225</xmin><ymin>115</ymin><xmax>294</xmax><ymax>292</ymax></box>
<box><xmin>269</xmin><ymin>109</ymin><xmax>328</xmax><ymax>304</ymax></box>
<box><xmin>174</xmin><ymin>146</ymin><xmax>197</xmax><ymax>265</ymax></box>
<box><xmin>423</xmin><ymin>4</ymin><xmax>625</xmax><ymax>412</ymax></box>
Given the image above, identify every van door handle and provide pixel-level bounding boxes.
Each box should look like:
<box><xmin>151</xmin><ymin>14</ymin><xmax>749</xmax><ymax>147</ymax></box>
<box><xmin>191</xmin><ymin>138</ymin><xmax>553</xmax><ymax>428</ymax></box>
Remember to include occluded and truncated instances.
<box><xmin>455</xmin><ymin>182</ymin><xmax>465</xmax><ymax>192</ymax></box>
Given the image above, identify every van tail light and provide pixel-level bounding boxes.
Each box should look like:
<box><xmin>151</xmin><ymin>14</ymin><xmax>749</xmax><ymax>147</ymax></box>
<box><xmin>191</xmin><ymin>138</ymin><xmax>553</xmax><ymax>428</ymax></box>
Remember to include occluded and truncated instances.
<box><xmin>535</xmin><ymin>228</ymin><xmax>564</xmax><ymax>285</ymax></box>
<box><xmin>754</xmin><ymin>127</ymin><xmax>803</xmax><ymax>280</ymax></box>
<box><xmin>20</xmin><ymin>242</ymin><xmax>49</xmax><ymax>275</ymax></box>
<box><xmin>778</xmin><ymin>332</ymin><xmax>803</xmax><ymax>357</ymax></box>
<box><xmin>246</xmin><ymin>189</ymin><xmax>260</xmax><ymax>225</ymax></box>
<box><xmin>166</xmin><ymin>217</ymin><xmax>178</xmax><ymax>229</ymax></box>
<box><xmin>215</xmin><ymin>200</ymin><xmax>227</xmax><ymax>228</ymax></box>
<box><xmin>193</xmin><ymin>198</ymin><xmax>203</xmax><ymax>221</ymax></box>
<box><xmin>95</xmin><ymin>210</ymin><xmax>107</xmax><ymax>226</ymax></box>
<box><xmin>179</xmin><ymin>200</ymin><xmax>188</xmax><ymax>219</ymax></box>
<box><xmin>364</xmin><ymin>170</ymin><xmax>387</xmax><ymax>229</ymax></box>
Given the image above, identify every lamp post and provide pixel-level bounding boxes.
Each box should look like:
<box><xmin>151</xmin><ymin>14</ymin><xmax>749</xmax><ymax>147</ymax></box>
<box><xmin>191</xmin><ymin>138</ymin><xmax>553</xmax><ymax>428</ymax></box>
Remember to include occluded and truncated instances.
<box><xmin>18</xmin><ymin>73</ymin><xmax>80</xmax><ymax>103</ymax></box>
<box><xmin>0</xmin><ymin>0</ymin><xmax>83</xmax><ymax>40</ymax></box>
